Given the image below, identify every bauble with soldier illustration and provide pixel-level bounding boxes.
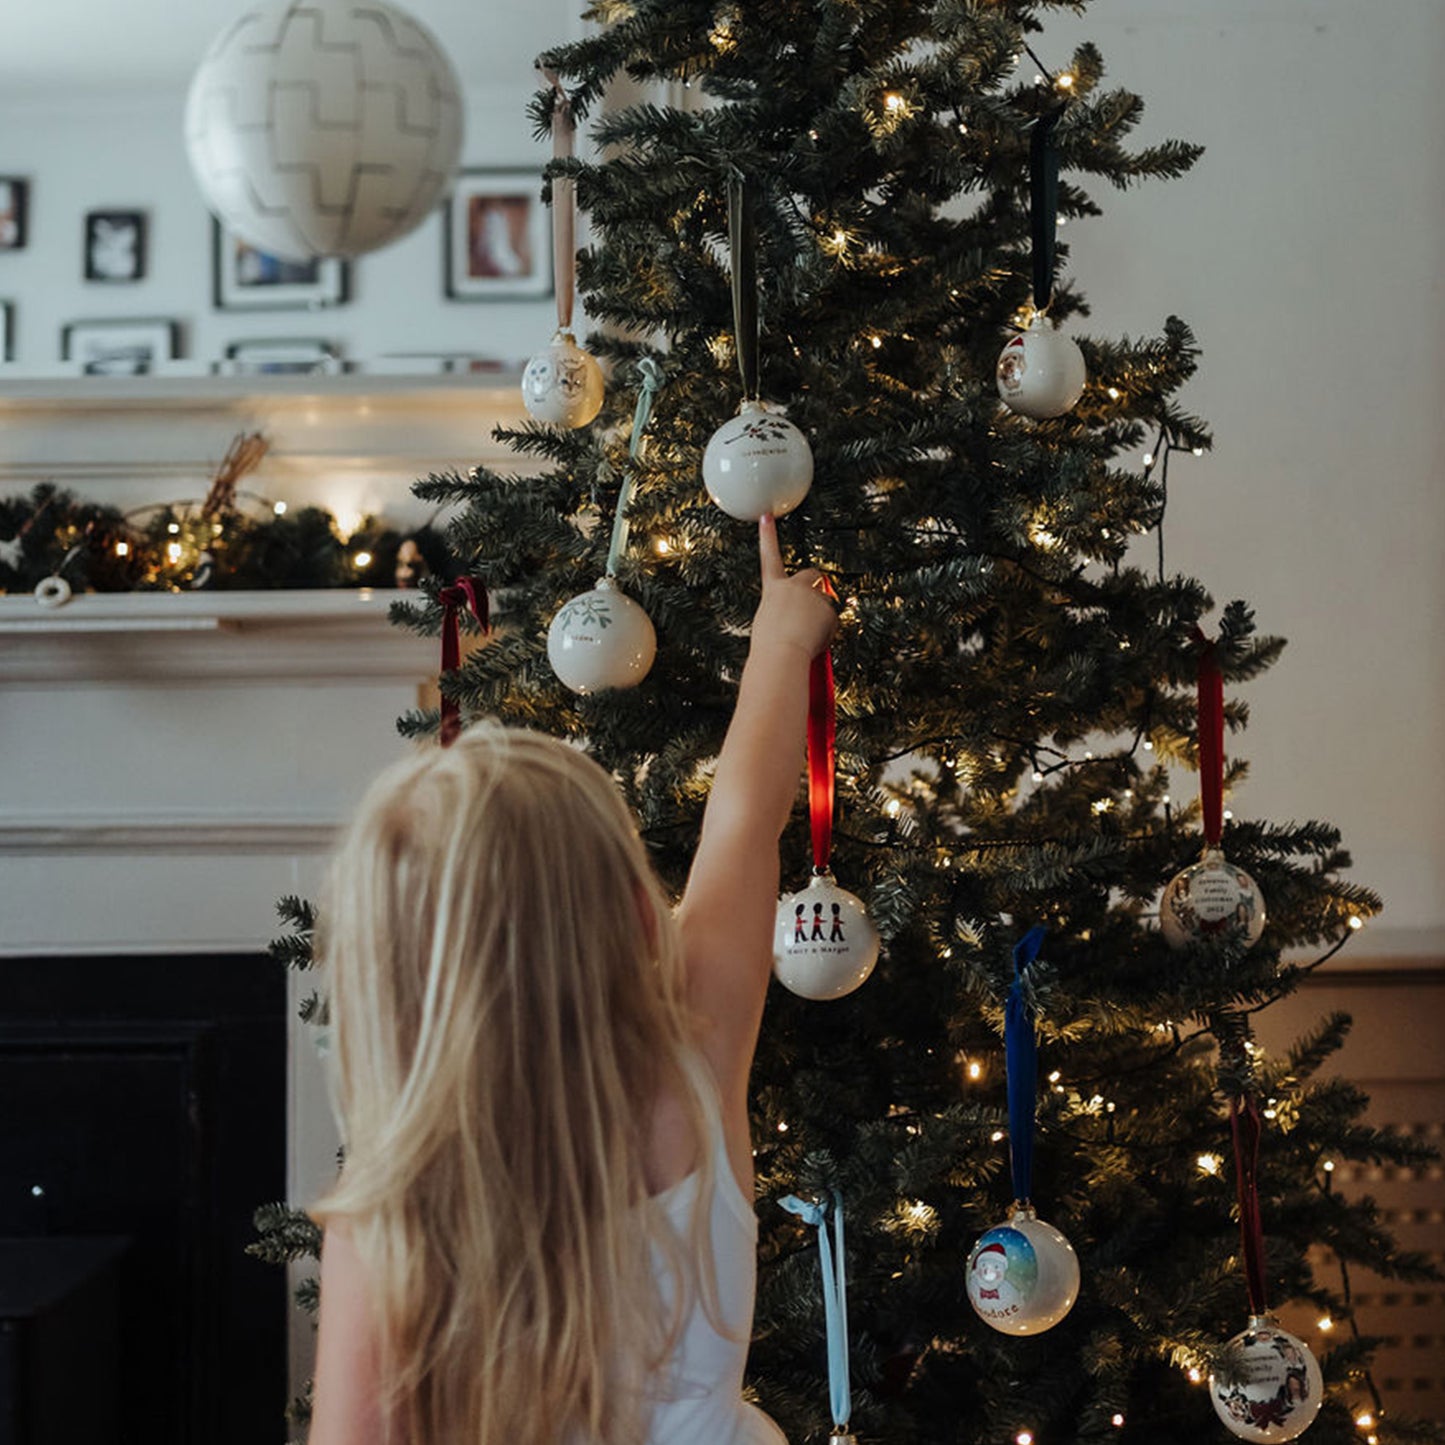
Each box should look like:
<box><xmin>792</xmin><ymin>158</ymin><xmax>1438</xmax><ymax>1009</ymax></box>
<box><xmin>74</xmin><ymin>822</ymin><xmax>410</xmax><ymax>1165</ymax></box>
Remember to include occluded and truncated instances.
<box><xmin>773</xmin><ymin>872</ymin><xmax>878</xmax><ymax>1001</ymax></box>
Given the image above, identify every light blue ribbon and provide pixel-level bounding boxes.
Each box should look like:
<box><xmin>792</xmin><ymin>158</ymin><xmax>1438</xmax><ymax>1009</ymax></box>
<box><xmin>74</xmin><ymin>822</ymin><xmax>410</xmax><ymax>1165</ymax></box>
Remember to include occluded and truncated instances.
<box><xmin>605</xmin><ymin>357</ymin><xmax>665</xmax><ymax>577</ymax></box>
<box><xmin>779</xmin><ymin>1190</ymin><xmax>850</xmax><ymax>1432</ymax></box>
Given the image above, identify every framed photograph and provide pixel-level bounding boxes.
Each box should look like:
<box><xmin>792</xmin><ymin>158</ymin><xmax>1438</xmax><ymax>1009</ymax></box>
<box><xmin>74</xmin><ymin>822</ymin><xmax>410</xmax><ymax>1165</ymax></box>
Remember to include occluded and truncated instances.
<box><xmin>445</xmin><ymin>170</ymin><xmax>552</xmax><ymax>301</ymax></box>
<box><xmin>212</xmin><ymin>220</ymin><xmax>350</xmax><ymax>311</ymax></box>
<box><xmin>223</xmin><ymin>337</ymin><xmax>343</xmax><ymax>376</ymax></box>
<box><xmin>61</xmin><ymin>317</ymin><xmax>180</xmax><ymax>376</ymax></box>
<box><xmin>85</xmin><ymin>210</ymin><xmax>147</xmax><ymax>282</ymax></box>
<box><xmin>1</xmin><ymin>301</ymin><xmax>13</xmax><ymax>362</ymax></box>
<box><xmin>0</xmin><ymin>178</ymin><xmax>28</xmax><ymax>250</ymax></box>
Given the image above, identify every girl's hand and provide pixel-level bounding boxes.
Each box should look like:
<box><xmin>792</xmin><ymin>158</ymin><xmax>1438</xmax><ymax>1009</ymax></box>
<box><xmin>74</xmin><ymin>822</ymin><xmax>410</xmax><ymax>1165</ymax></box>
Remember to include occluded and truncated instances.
<box><xmin>753</xmin><ymin>514</ymin><xmax>839</xmax><ymax>660</ymax></box>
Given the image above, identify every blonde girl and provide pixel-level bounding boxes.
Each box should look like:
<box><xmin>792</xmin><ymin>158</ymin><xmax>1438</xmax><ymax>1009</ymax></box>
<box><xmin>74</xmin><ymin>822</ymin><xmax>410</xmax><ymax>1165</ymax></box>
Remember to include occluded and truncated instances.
<box><xmin>309</xmin><ymin>516</ymin><xmax>838</xmax><ymax>1445</ymax></box>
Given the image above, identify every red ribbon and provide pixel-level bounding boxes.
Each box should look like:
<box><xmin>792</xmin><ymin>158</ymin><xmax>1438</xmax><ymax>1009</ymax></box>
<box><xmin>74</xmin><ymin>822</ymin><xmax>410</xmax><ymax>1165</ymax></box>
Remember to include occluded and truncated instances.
<box><xmin>1194</xmin><ymin>629</ymin><xmax>1225</xmax><ymax>846</ymax></box>
<box><xmin>438</xmin><ymin>578</ymin><xmax>489</xmax><ymax>747</ymax></box>
<box><xmin>1229</xmin><ymin>1093</ymin><xmax>1269</xmax><ymax>1316</ymax></box>
<box><xmin>807</xmin><ymin>577</ymin><xmax>839</xmax><ymax>870</ymax></box>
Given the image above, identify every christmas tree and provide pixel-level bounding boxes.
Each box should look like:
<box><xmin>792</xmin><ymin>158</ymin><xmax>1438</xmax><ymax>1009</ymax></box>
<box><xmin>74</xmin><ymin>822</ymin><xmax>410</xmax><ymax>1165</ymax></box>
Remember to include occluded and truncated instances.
<box><xmin>261</xmin><ymin>1</ymin><xmax>1442</xmax><ymax>1439</ymax></box>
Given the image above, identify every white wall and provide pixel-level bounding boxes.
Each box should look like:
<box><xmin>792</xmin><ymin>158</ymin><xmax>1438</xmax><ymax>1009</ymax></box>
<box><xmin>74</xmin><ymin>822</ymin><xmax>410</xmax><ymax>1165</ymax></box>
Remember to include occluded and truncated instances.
<box><xmin>1044</xmin><ymin>0</ymin><xmax>1445</xmax><ymax>959</ymax></box>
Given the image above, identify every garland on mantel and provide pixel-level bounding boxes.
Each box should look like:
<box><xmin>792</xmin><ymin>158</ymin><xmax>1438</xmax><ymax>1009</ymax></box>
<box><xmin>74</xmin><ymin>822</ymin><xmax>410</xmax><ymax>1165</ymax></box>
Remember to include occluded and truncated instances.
<box><xmin>0</xmin><ymin>481</ymin><xmax>456</xmax><ymax>597</ymax></box>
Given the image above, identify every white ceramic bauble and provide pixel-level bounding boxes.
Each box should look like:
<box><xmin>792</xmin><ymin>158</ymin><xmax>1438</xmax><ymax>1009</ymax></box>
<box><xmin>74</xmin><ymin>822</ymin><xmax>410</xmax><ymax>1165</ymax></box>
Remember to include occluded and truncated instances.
<box><xmin>702</xmin><ymin>400</ymin><xmax>813</xmax><ymax>520</ymax></box>
<box><xmin>1160</xmin><ymin>847</ymin><xmax>1266</xmax><ymax>950</ymax></box>
<box><xmin>522</xmin><ymin>330</ymin><xmax>606</xmax><ymax>428</ymax></box>
<box><xmin>547</xmin><ymin>577</ymin><xmax>656</xmax><ymax>695</ymax></box>
<box><xmin>773</xmin><ymin>873</ymin><xmax>879</xmax><ymax>1001</ymax></box>
<box><xmin>1210</xmin><ymin>1317</ymin><xmax>1324</xmax><ymax>1442</ymax></box>
<box><xmin>966</xmin><ymin>1204</ymin><xmax>1080</xmax><ymax>1335</ymax></box>
<box><xmin>996</xmin><ymin>314</ymin><xmax>1087</xmax><ymax>419</ymax></box>
<box><xmin>34</xmin><ymin>576</ymin><xmax>73</xmax><ymax>609</ymax></box>
<box><xmin>185</xmin><ymin>0</ymin><xmax>464</xmax><ymax>262</ymax></box>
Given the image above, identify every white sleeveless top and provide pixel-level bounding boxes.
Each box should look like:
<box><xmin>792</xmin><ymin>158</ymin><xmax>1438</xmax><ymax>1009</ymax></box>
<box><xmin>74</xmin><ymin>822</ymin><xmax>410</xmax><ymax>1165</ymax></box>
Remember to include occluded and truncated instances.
<box><xmin>642</xmin><ymin>1104</ymin><xmax>788</xmax><ymax>1445</ymax></box>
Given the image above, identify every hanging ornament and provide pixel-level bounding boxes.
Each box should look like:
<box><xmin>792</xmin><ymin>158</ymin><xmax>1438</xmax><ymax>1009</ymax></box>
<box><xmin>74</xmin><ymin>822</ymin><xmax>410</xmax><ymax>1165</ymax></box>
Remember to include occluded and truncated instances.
<box><xmin>702</xmin><ymin>177</ymin><xmax>813</xmax><ymax>520</ymax></box>
<box><xmin>522</xmin><ymin>70</ymin><xmax>604</xmax><ymax>429</ymax></box>
<box><xmin>1210</xmin><ymin>1094</ymin><xmax>1324</xmax><ymax>1441</ymax></box>
<box><xmin>436</xmin><ymin>578</ymin><xmax>489</xmax><ymax>747</ymax></box>
<box><xmin>1161</xmin><ymin>632</ymin><xmax>1267</xmax><ymax>949</ymax></box>
<box><xmin>996</xmin><ymin>106</ymin><xmax>1087</xmax><ymax>420</ymax></box>
<box><xmin>33</xmin><ymin>575</ymin><xmax>73</xmax><ymax>609</ymax></box>
<box><xmin>779</xmin><ymin>1192</ymin><xmax>855</xmax><ymax>1445</ymax></box>
<box><xmin>185</xmin><ymin>0</ymin><xmax>464</xmax><ymax>262</ymax></box>
<box><xmin>774</xmin><ymin>634</ymin><xmax>878</xmax><ymax>999</ymax></box>
<box><xmin>547</xmin><ymin>362</ymin><xmax>665</xmax><ymax>695</ymax></box>
<box><xmin>967</xmin><ymin>927</ymin><xmax>1080</xmax><ymax>1335</ymax></box>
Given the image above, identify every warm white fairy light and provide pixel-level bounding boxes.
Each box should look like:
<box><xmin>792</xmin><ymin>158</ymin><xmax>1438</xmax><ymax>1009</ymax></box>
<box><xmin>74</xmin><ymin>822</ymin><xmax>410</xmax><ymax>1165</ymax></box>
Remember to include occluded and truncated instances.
<box><xmin>967</xmin><ymin>1060</ymin><xmax>983</xmax><ymax>1081</ymax></box>
<box><xmin>777</xmin><ymin>1120</ymin><xmax>789</xmax><ymax>1133</ymax></box>
<box><xmin>991</xmin><ymin>1129</ymin><xmax>1005</xmax><ymax>1142</ymax></box>
<box><xmin>167</xmin><ymin>521</ymin><xmax>181</xmax><ymax>535</ymax></box>
<box><xmin>1047</xmin><ymin>1070</ymin><xmax>1061</xmax><ymax>1083</ymax></box>
<box><xmin>273</xmin><ymin>501</ymin><xmax>288</xmax><ymax>516</ymax></box>
<box><xmin>654</xmin><ymin>537</ymin><xmax>671</xmax><ymax>555</ymax></box>
<box><xmin>908</xmin><ymin>1199</ymin><xmax>934</xmax><ymax>1224</ymax></box>
<box><xmin>1142</xmin><ymin>739</ymin><xmax>1153</xmax><ymax>751</ymax></box>
<box><xmin>870</xmin><ymin>334</ymin><xmax>883</xmax><ymax>349</ymax></box>
<box><xmin>1192</xmin><ymin>446</ymin><xmax>1204</xmax><ymax>457</ymax></box>
<box><xmin>1317</xmin><ymin>1316</ymin><xmax>1334</xmax><ymax>1332</ymax></box>
<box><xmin>1187</xmin><ymin>1367</ymin><xmax>1203</xmax><ymax>1385</ymax></box>
<box><xmin>166</xmin><ymin>541</ymin><xmax>183</xmax><ymax>563</ymax></box>
<box><xmin>1056</xmin><ymin>72</ymin><xmax>1075</xmax><ymax>89</ymax></box>
<box><xmin>1143</xmin><ymin>452</ymin><xmax>1155</xmax><ymax>467</ymax></box>
<box><xmin>1107</xmin><ymin>386</ymin><xmax>1121</xmax><ymax>400</ymax></box>
<box><xmin>1223</xmin><ymin>809</ymin><xmax>1233</xmax><ymax>821</ymax></box>
<box><xmin>1356</xmin><ymin>1415</ymin><xmax>1375</xmax><ymax>1430</ymax></box>
<box><xmin>1349</xmin><ymin>915</ymin><xmax>1363</xmax><ymax>930</ymax></box>
<box><xmin>1017</xmin><ymin>1432</ymin><xmax>1034</xmax><ymax>1445</ymax></box>
<box><xmin>1323</xmin><ymin>1159</ymin><xmax>1336</xmax><ymax>1173</ymax></box>
<box><xmin>1197</xmin><ymin>1153</ymin><xmax>1221</xmax><ymax>1175</ymax></box>
<box><xmin>1111</xmin><ymin>1415</ymin><xmax>1125</xmax><ymax>1428</ymax></box>
<box><xmin>114</xmin><ymin>540</ymin><xmax>130</xmax><ymax>558</ymax></box>
<box><xmin>883</xmin><ymin>90</ymin><xmax>906</xmax><ymax>113</ymax></box>
<box><xmin>352</xmin><ymin>550</ymin><xmax>373</xmax><ymax>569</ymax></box>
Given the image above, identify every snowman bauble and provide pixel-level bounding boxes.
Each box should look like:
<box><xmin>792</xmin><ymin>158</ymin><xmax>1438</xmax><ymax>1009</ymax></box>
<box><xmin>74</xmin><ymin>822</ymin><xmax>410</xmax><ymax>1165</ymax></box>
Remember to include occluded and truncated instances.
<box><xmin>522</xmin><ymin>329</ymin><xmax>605</xmax><ymax>428</ymax></box>
<box><xmin>966</xmin><ymin>1203</ymin><xmax>1080</xmax><ymax>1335</ymax></box>
<box><xmin>702</xmin><ymin>400</ymin><xmax>813</xmax><ymax>520</ymax></box>
<box><xmin>1210</xmin><ymin>1317</ymin><xmax>1324</xmax><ymax>1442</ymax></box>
<box><xmin>1160</xmin><ymin>847</ymin><xmax>1266</xmax><ymax>950</ymax></box>
<box><xmin>773</xmin><ymin>873</ymin><xmax>878</xmax><ymax>1000</ymax></box>
<box><xmin>996</xmin><ymin>314</ymin><xmax>1087</xmax><ymax>420</ymax></box>
<box><xmin>546</xmin><ymin>577</ymin><xmax>655</xmax><ymax>694</ymax></box>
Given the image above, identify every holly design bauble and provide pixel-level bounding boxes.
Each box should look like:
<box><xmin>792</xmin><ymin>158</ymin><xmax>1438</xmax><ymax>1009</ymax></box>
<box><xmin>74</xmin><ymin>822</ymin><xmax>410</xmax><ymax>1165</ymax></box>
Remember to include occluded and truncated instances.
<box><xmin>966</xmin><ymin>1204</ymin><xmax>1080</xmax><ymax>1336</ymax></box>
<box><xmin>1160</xmin><ymin>847</ymin><xmax>1266</xmax><ymax>950</ymax></box>
<box><xmin>546</xmin><ymin>577</ymin><xmax>656</xmax><ymax>694</ymax></box>
<box><xmin>702</xmin><ymin>399</ymin><xmax>813</xmax><ymax>520</ymax></box>
<box><xmin>773</xmin><ymin>872</ymin><xmax>878</xmax><ymax>1001</ymax></box>
<box><xmin>1210</xmin><ymin>1317</ymin><xmax>1324</xmax><ymax>1442</ymax></box>
<box><xmin>522</xmin><ymin>330</ymin><xmax>605</xmax><ymax>428</ymax></box>
<box><xmin>996</xmin><ymin>314</ymin><xmax>1087</xmax><ymax>419</ymax></box>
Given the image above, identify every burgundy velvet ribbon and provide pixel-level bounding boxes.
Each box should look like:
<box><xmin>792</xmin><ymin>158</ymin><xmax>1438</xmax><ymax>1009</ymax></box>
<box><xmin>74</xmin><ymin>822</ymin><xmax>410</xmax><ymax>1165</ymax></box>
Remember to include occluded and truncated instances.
<box><xmin>1229</xmin><ymin>1092</ymin><xmax>1269</xmax><ymax>1316</ymax></box>
<box><xmin>438</xmin><ymin>578</ymin><xmax>489</xmax><ymax>747</ymax></box>
<box><xmin>1194</xmin><ymin>628</ymin><xmax>1225</xmax><ymax>846</ymax></box>
<box><xmin>807</xmin><ymin>577</ymin><xmax>839</xmax><ymax>870</ymax></box>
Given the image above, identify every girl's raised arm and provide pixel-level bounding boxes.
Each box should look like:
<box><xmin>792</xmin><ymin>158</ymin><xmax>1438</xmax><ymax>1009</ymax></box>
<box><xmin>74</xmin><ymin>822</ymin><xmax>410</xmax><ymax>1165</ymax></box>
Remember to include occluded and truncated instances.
<box><xmin>677</xmin><ymin>515</ymin><xmax>837</xmax><ymax>1111</ymax></box>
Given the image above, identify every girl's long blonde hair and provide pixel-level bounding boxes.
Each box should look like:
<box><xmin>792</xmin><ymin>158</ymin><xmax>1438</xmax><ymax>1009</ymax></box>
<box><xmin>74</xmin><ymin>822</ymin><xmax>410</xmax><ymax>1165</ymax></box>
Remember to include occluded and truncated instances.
<box><xmin>314</xmin><ymin>724</ymin><xmax>716</xmax><ymax>1444</ymax></box>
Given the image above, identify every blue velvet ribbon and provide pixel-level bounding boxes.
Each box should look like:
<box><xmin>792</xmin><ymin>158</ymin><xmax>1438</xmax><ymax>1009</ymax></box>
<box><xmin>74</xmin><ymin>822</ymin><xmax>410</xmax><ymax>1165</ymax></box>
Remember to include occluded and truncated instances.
<box><xmin>1006</xmin><ymin>925</ymin><xmax>1047</xmax><ymax>1203</ymax></box>
<box><xmin>779</xmin><ymin>1190</ymin><xmax>850</xmax><ymax>1431</ymax></box>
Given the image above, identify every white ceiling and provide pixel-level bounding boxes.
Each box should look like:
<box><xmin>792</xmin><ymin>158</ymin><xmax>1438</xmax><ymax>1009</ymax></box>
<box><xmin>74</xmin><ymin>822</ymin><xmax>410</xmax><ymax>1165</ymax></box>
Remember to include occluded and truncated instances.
<box><xmin>3</xmin><ymin>0</ymin><xmax>576</xmax><ymax>98</ymax></box>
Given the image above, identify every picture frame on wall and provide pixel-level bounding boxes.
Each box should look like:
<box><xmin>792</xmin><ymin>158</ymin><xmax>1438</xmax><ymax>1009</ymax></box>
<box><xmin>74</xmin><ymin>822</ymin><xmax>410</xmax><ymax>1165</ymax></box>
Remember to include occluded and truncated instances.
<box><xmin>444</xmin><ymin>170</ymin><xmax>552</xmax><ymax>301</ymax></box>
<box><xmin>61</xmin><ymin>318</ymin><xmax>180</xmax><ymax>376</ymax></box>
<box><xmin>85</xmin><ymin>210</ymin><xmax>148</xmax><ymax>283</ymax></box>
<box><xmin>223</xmin><ymin>338</ymin><xmax>343</xmax><ymax>376</ymax></box>
<box><xmin>1</xmin><ymin>302</ymin><xmax>13</xmax><ymax>362</ymax></box>
<box><xmin>0</xmin><ymin>178</ymin><xmax>28</xmax><ymax>251</ymax></box>
<box><xmin>212</xmin><ymin>220</ymin><xmax>350</xmax><ymax>311</ymax></box>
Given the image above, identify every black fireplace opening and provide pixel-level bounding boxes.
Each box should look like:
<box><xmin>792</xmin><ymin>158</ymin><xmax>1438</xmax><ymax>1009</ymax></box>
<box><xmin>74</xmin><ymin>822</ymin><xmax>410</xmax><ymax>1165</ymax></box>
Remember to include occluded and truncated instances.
<box><xmin>0</xmin><ymin>953</ymin><xmax>288</xmax><ymax>1445</ymax></box>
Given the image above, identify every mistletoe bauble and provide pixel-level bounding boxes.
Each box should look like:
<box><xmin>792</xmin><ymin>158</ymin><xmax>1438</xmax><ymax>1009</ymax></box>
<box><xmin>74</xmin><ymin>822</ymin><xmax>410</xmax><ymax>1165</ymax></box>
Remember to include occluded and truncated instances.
<box><xmin>546</xmin><ymin>577</ymin><xmax>655</xmax><ymax>694</ymax></box>
<box><xmin>702</xmin><ymin>400</ymin><xmax>813</xmax><ymax>521</ymax></box>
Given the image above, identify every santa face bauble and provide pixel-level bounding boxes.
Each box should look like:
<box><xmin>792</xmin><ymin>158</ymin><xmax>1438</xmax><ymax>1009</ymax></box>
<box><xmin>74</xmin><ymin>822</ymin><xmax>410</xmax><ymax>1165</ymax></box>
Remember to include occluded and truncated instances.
<box><xmin>773</xmin><ymin>873</ymin><xmax>878</xmax><ymax>1001</ymax></box>
<box><xmin>1210</xmin><ymin>1318</ymin><xmax>1324</xmax><ymax>1443</ymax></box>
<box><xmin>702</xmin><ymin>399</ymin><xmax>813</xmax><ymax>520</ymax></box>
<box><xmin>966</xmin><ymin>1204</ymin><xmax>1080</xmax><ymax>1336</ymax></box>
<box><xmin>1160</xmin><ymin>847</ymin><xmax>1266</xmax><ymax>950</ymax></box>
<box><xmin>546</xmin><ymin>577</ymin><xmax>655</xmax><ymax>695</ymax></box>
<box><xmin>996</xmin><ymin>314</ymin><xmax>1087</xmax><ymax>420</ymax></box>
<box><xmin>522</xmin><ymin>330</ymin><xmax>605</xmax><ymax>428</ymax></box>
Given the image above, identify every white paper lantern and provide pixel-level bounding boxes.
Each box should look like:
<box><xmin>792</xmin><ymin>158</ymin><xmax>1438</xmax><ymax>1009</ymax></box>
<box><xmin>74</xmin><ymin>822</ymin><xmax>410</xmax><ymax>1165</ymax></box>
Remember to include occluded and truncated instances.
<box><xmin>773</xmin><ymin>873</ymin><xmax>879</xmax><ymax>1000</ymax></box>
<box><xmin>965</xmin><ymin>1204</ymin><xmax>1080</xmax><ymax>1336</ymax></box>
<box><xmin>702</xmin><ymin>400</ymin><xmax>813</xmax><ymax>520</ymax></box>
<box><xmin>1210</xmin><ymin>1318</ymin><xmax>1324</xmax><ymax>1442</ymax></box>
<box><xmin>1160</xmin><ymin>847</ymin><xmax>1267</xmax><ymax>950</ymax></box>
<box><xmin>185</xmin><ymin>0</ymin><xmax>464</xmax><ymax>262</ymax></box>
<box><xmin>996</xmin><ymin>314</ymin><xmax>1087</xmax><ymax>419</ymax></box>
<box><xmin>522</xmin><ymin>330</ymin><xmax>606</xmax><ymax>428</ymax></box>
<box><xmin>547</xmin><ymin>577</ymin><xmax>656</xmax><ymax>695</ymax></box>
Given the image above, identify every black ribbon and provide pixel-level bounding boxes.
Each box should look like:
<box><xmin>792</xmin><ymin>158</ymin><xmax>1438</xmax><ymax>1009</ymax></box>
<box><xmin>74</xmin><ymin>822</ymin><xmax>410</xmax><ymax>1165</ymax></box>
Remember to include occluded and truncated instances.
<box><xmin>1029</xmin><ymin>108</ymin><xmax>1065</xmax><ymax>312</ymax></box>
<box><xmin>728</xmin><ymin>176</ymin><xmax>759</xmax><ymax>400</ymax></box>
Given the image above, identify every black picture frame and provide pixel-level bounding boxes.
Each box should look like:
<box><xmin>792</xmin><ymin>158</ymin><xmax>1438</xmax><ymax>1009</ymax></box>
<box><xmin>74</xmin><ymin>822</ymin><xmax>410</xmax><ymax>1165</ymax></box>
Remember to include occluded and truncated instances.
<box><xmin>212</xmin><ymin>220</ymin><xmax>350</xmax><ymax>312</ymax></box>
<box><xmin>0</xmin><ymin>178</ymin><xmax>28</xmax><ymax>251</ymax></box>
<box><xmin>223</xmin><ymin>337</ymin><xmax>343</xmax><ymax>376</ymax></box>
<box><xmin>444</xmin><ymin>169</ymin><xmax>552</xmax><ymax>302</ymax></box>
<box><xmin>0</xmin><ymin>301</ymin><xmax>13</xmax><ymax>362</ymax></box>
<box><xmin>85</xmin><ymin>210</ymin><xmax>148</xmax><ymax>283</ymax></box>
<box><xmin>61</xmin><ymin>317</ymin><xmax>181</xmax><ymax>376</ymax></box>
